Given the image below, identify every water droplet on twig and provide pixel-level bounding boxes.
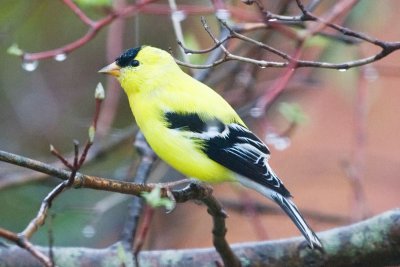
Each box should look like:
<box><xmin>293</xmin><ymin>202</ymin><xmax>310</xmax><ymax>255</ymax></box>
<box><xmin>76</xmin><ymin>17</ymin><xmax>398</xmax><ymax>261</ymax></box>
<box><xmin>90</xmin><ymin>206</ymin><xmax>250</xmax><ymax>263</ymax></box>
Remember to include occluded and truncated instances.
<box><xmin>338</xmin><ymin>68</ymin><xmax>348</xmax><ymax>72</ymax></box>
<box><xmin>21</xmin><ymin>60</ymin><xmax>39</xmax><ymax>72</ymax></box>
<box><xmin>54</xmin><ymin>53</ymin><xmax>67</xmax><ymax>62</ymax></box>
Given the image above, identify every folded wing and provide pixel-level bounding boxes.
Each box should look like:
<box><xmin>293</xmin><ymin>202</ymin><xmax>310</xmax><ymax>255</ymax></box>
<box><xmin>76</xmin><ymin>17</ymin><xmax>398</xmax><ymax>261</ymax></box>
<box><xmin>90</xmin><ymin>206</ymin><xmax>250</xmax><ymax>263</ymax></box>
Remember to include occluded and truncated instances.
<box><xmin>164</xmin><ymin>111</ymin><xmax>291</xmax><ymax>197</ymax></box>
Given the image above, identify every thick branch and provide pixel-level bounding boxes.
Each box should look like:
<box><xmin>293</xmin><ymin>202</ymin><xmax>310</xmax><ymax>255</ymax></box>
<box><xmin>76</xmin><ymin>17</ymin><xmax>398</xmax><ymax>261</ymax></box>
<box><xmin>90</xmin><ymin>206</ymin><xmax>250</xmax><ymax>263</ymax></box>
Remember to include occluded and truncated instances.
<box><xmin>193</xmin><ymin>183</ymin><xmax>241</xmax><ymax>267</ymax></box>
<box><xmin>1</xmin><ymin>209</ymin><xmax>399</xmax><ymax>267</ymax></box>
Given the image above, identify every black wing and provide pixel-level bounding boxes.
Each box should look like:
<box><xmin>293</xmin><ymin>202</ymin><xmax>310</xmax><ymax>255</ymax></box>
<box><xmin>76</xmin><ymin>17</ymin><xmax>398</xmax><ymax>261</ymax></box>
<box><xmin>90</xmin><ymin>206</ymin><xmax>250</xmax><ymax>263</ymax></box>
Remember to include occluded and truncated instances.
<box><xmin>164</xmin><ymin>111</ymin><xmax>291</xmax><ymax>197</ymax></box>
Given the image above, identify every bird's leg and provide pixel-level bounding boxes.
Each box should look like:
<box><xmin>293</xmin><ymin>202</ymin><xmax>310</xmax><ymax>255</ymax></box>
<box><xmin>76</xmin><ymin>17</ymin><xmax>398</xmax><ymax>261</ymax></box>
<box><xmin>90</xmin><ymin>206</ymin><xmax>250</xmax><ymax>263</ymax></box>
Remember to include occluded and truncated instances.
<box><xmin>159</xmin><ymin>178</ymin><xmax>194</xmax><ymax>189</ymax></box>
<box><xmin>164</xmin><ymin>189</ymin><xmax>176</xmax><ymax>213</ymax></box>
<box><xmin>151</xmin><ymin>179</ymin><xmax>193</xmax><ymax>213</ymax></box>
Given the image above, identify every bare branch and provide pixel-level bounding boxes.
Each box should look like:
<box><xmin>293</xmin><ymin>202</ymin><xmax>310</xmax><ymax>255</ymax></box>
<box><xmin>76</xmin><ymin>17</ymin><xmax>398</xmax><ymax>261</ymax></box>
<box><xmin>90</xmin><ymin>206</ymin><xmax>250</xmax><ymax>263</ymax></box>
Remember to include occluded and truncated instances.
<box><xmin>1</xmin><ymin>209</ymin><xmax>399</xmax><ymax>266</ymax></box>
<box><xmin>22</xmin><ymin>0</ymin><xmax>159</xmax><ymax>62</ymax></box>
<box><xmin>176</xmin><ymin>1</ymin><xmax>400</xmax><ymax>71</ymax></box>
<box><xmin>0</xmin><ymin>228</ymin><xmax>53</xmax><ymax>267</ymax></box>
<box><xmin>206</xmin><ymin>198</ymin><xmax>241</xmax><ymax>267</ymax></box>
<box><xmin>0</xmin><ymin>126</ymin><xmax>136</xmax><ymax>189</ymax></box>
<box><xmin>121</xmin><ymin>132</ymin><xmax>156</xmax><ymax>248</ymax></box>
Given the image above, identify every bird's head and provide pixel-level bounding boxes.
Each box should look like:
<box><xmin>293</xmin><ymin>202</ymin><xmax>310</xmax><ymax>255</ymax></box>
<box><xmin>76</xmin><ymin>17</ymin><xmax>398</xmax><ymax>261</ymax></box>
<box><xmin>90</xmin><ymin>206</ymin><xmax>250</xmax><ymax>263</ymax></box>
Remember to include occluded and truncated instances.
<box><xmin>99</xmin><ymin>46</ymin><xmax>178</xmax><ymax>94</ymax></box>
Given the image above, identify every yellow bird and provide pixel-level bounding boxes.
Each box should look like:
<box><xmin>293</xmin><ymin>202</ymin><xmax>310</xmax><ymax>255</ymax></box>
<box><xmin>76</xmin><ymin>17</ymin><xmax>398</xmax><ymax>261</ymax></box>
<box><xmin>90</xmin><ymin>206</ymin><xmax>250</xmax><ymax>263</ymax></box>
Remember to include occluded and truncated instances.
<box><xmin>99</xmin><ymin>46</ymin><xmax>322</xmax><ymax>249</ymax></box>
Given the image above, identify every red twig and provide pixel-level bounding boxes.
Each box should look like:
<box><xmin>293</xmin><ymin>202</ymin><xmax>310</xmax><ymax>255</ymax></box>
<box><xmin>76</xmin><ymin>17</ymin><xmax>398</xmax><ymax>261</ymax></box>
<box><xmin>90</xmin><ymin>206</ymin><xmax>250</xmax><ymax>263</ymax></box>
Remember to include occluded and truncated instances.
<box><xmin>62</xmin><ymin>0</ymin><xmax>95</xmax><ymax>26</ymax></box>
<box><xmin>21</xmin><ymin>1</ymin><xmax>260</xmax><ymax>63</ymax></box>
<box><xmin>97</xmin><ymin>0</ymin><xmax>127</xmax><ymax>137</ymax></box>
<box><xmin>73</xmin><ymin>140</ymin><xmax>79</xmax><ymax>169</ymax></box>
<box><xmin>254</xmin><ymin>44</ymin><xmax>303</xmax><ymax>114</ymax></box>
<box><xmin>245</xmin><ymin>0</ymin><xmax>361</xmax><ymax>115</ymax></box>
<box><xmin>211</xmin><ymin>0</ymin><xmax>226</xmax><ymax>11</ymax></box>
<box><xmin>22</xmin><ymin>0</ymin><xmax>158</xmax><ymax>62</ymax></box>
<box><xmin>133</xmin><ymin>205</ymin><xmax>155</xmax><ymax>263</ymax></box>
<box><xmin>50</xmin><ymin>146</ymin><xmax>74</xmax><ymax>170</ymax></box>
<box><xmin>15</xmin><ymin>84</ymin><xmax>105</xmax><ymax>259</ymax></box>
<box><xmin>19</xmin><ymin>236</ymin><xmax>53</xmax><ymax>267</ymax></box>
<box><xmin>140</xmin><ymin>3</ymin><xmax>257</xmax><ymax>20</ymax></box>
<box><xmin>296</xmin><ymin>0</ymin><xmax>359</xmax><ymax>37</ymax></box>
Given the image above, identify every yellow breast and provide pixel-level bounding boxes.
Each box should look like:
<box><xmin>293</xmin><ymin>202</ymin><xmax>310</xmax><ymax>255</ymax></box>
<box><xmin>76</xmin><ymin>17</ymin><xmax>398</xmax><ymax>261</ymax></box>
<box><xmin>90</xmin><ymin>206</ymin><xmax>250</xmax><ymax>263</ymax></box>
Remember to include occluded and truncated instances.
<box><xmin>133</xmin><ymin>99</ymin><xmax>234</xmax><ymax>182</ymax></box>
<box><xmin>127</xmin><ymin>73</ymin><xmax>238</xmax><ymax>183</ymax></box>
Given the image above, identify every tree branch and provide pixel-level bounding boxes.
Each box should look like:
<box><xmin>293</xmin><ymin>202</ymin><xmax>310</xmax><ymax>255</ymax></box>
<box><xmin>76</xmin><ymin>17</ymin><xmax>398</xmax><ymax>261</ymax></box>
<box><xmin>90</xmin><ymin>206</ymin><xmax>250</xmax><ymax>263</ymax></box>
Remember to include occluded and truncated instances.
<box><xmin>0</xmin><ymin>126</ymin><xmax>137</xmax><ymax>189</ymax></box>
<box><xmin>121</xmin><ymin>132</ymin><xmax>156</xmax><ymax>248</ymax></box>
<box><xmin>206</xmin><ymin>199</ymin><xmax>240</xmax><ymax>266</ymax></box>
<box><xmin>0</xmin><ymin>148</ymin><xmax>241</xmax><ymax>265</ymax></box>
<box><xmin>1</xmin><ymin>209</ymin><xmax>399</xmax><ymax>266</ymax></box>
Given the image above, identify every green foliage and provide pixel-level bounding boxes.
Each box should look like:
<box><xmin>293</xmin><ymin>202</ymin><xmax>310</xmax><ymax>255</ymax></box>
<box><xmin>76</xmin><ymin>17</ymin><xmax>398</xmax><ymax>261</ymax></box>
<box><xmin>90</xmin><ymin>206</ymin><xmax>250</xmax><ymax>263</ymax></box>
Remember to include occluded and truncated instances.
<box><xmin>116</xmin><ymin>242</ymin><xmax>130</xmax><ymax>265</ymax></box>
<box><xmin>73</xmin><ymin>0</ymin><xmax>111</xmax><ymax>8</ymax></box>
<box><xmin>303</xmin><ymin>34</ymin><xmax>331</xmax><ymax>48</ymax></box>
<box><xmin>7</xmin><ymin>43</ymin><xmax>23</xmax><ymax>56</ymax></box>
<box><xmin>239</xmin><ymin>256</ymin><xmax>251</xmax><ymax>266</ymax></box>
<box><xmin>278</xmin><ymin>102</ymin><xmax>308</xmax><ymax>124</ymax></box>
<box><xmin>182</xmin><ymin>33</ymin><xmax>204</xmax><ymax>64</ymax></box>
<box><xmin>141</xmin><ymin>186</ymin><xmax>175</xmax><ymax>210</ymax></box>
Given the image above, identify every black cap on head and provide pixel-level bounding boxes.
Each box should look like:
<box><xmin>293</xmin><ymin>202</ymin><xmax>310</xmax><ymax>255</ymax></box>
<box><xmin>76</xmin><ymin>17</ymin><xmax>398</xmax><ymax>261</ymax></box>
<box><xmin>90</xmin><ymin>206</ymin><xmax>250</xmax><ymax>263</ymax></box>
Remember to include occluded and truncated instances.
<box><xmin>115</xmin><ymin>47</ymin><xmax>142</xmax><ymax>67</ymax></box>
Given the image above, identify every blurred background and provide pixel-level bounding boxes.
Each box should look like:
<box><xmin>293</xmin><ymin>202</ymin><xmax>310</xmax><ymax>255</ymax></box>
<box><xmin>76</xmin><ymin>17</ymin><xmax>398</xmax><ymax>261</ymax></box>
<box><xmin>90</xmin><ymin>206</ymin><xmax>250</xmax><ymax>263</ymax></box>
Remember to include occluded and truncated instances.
<box><xmin>0</xmin><ymin>0</ymin><xmax>399</xmax><ymax>250</ymax></box>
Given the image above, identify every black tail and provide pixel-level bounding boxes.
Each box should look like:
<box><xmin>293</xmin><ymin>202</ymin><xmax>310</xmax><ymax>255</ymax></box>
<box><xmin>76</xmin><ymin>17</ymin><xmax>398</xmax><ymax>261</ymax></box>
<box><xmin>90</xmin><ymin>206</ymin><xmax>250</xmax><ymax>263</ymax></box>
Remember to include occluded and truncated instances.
<box><xmin>272</xmin><ymin>193</ymin><xmax>322</xmax><ymax>249</ymax></box>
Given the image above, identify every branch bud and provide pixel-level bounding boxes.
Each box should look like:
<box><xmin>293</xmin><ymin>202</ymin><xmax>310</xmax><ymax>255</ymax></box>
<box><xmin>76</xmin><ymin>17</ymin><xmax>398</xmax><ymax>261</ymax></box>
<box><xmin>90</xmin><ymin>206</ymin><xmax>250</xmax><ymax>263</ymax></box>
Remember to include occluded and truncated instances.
<box><xmin>88</xmin><ymin>125</ymin><xmax>96</xmax><ymax>143</ymax></box>
<box><xmin>94</xmin><ymin>83</ymin><xmax>105</xmax><ymax>100</ymax></box>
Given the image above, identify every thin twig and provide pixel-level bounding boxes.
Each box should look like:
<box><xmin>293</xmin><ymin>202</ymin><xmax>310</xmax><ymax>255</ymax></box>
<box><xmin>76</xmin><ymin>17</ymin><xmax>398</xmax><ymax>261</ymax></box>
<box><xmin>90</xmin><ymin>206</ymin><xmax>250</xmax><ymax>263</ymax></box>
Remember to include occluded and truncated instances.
<box><xmin>62</xmin><ymin>0</ymin><xmax>95</xmax><ymax>27</ymax></box>
<box><xmin>133</xmin><ymin>205</ymin><xmax>155</xmax><ymax>266</ymax></box>
<box><xmin>96</xmin><ymin>0</ymin><xmax>127</xmax><ymax>137</ymax></box>
<box><xmin>50</xmin><ymin>145</ymin><xmax>74</xmax><ymax>170</ymax></box>
<box><xmin>175</xmin><ymin>2</ymin><xmax>400</xmax><ymax>71</ymax></box>
<box><xmin>121</xmin><ymin>132</ymin><xmax>156</xmax><ymax>248</ymax></box>
<box><xmin>22</xmin><ymin>0</ymin><xmax>159</xmax><ymax>62</ymax></box>
<box><xmin>204</xmin><ymin>195</ymin><xmax>241</xmax><ymax>267</ymax></box>
<box><xmin>3</xmin><ymin>85</ymin><xmax>105</xmax><ymax>265</ymax></box>
<box><xmin>0</xmin><ymin>126</ymin><xmax>136</xmax><ymax>190</ymax></box>
<box><xmin>0</xmin><ymin>228</ymin><xmax>53</xmax><ymax>267</ymax></box>
<box><xmin>254</xmin><ymin>42</ymin><xmax>302</xmax><ymax>114</ymax></box>
<box><xmin>185</xmin><ymin>182</ymin><xmax>242</xmax><ymax>267</ymax></box>
<box><xmin>0</xmin><ymin>150</ymin><xmax>242</xmax><ymax>266</ymax></box>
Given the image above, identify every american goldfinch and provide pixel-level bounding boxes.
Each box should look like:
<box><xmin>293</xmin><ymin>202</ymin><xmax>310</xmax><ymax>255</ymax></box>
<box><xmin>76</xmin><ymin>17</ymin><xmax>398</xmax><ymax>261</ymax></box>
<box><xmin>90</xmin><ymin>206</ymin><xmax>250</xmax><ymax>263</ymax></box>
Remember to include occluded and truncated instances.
<box><xmin>99</xmin><ymin>46</ymin><xmax>322</xmax><ymax>249</ymax></box>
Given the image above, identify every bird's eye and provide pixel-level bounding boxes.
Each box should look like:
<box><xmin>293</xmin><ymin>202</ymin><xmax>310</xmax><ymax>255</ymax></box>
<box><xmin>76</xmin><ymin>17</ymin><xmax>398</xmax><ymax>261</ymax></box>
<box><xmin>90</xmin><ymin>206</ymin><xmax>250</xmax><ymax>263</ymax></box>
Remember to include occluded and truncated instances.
<box><xmin>130</xmin><ymin>60</ymin><xmax>140</xmax><ymax>67</ymax></box>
